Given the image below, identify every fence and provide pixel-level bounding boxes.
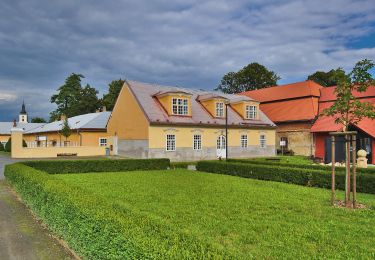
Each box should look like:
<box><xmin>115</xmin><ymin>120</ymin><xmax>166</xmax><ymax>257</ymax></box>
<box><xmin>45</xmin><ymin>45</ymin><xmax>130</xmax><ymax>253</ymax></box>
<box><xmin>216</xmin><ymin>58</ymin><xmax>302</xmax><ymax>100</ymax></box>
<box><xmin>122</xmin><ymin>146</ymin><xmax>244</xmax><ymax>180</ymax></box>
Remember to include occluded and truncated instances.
<box><xmin>26</xmin><ymin>141</ymin><xmax>80</xmax><ymax>148</ymax></box>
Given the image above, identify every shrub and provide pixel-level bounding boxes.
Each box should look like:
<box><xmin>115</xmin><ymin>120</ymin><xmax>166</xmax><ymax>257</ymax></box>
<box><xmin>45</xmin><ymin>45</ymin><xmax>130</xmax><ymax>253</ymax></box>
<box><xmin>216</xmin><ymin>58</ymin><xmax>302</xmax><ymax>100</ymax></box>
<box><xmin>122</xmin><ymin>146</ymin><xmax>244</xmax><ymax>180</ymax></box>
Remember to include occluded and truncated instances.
<box><xmin>4</xmin><ymin>138</ymin><xmax>28</xmax><ymax>152</ymax></box>
<box><xmin>227</xmin><ymin>158</ymin><xmax>375</xmax><ymax>174</ymax></box>
<box><xmin>4</xmin><ymin>163</ymin><xmax>226</xmax><ymax>259</ymax></box>
<box><xmin>23</xmin><ymin>158</ymin><xmax>170</xmax><ymax>174</ymax></box>
<box><xmin>170</xmin><ymin>161</ymin><xmax>197</xmax><ymax>169</ymax></box>
<box><xmin>0</xmin><ymin>142</ymin><xmax>4</xmax><ymax>151</ymax></box>
<box><xmin>196</xmin><ymin>161</ymin><xmax>375</xmax><ymax>194</ymax></box>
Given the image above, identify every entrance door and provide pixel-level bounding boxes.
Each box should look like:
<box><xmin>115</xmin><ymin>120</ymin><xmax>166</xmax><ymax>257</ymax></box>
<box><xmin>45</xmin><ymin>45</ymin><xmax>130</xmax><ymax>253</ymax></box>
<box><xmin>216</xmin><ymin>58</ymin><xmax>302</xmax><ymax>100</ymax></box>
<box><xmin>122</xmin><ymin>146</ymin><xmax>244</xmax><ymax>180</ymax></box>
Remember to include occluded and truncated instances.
<box><xmin>216</xmin><ymin>135</ymin><xmax>226</xmax><ymax>158</ymax></box>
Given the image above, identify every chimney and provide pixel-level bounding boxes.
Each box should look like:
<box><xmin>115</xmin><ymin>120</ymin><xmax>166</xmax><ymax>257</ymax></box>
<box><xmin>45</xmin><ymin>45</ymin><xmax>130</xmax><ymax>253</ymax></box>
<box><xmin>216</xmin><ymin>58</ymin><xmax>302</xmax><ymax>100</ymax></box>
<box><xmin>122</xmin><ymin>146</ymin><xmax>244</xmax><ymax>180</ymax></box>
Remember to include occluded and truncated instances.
<box><xmin>13</xmin><ymin>119</ymin><xmax>17</xmax><ymax>127</ymax></box>
<box><xmin>60</xmin><ymin>114</ymin><xmax>66</xmax><ymax>121</ymax></box>
<box><xmin>102</xmin><ymin>106</ymin><xmax>107</xmax><ymax>112</ymax></box>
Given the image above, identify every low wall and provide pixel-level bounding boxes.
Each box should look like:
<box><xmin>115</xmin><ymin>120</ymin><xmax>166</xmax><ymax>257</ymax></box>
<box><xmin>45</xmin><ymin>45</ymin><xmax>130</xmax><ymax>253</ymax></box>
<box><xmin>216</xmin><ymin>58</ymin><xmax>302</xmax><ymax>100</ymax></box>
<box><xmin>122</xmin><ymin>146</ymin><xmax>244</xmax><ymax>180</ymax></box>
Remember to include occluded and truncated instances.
<box><xmin>10</xmin><ymin>127</ymin><xmax>106</xmax><ymax>159</ymax></box>
<box><xmin>12</xmin><ymin>146</ymin><xmax>106</xmax><ymax>159</ymax></box>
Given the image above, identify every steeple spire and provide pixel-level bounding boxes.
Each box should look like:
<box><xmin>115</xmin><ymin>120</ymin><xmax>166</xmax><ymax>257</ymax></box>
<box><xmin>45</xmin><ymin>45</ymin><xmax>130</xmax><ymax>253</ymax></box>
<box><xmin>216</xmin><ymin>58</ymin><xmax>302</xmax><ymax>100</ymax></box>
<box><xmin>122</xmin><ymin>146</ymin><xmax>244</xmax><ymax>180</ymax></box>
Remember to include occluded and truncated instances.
<box><xmin>20</xmin><ymin>100</ymin><xmax>27</xmax><ymax>115</ymax></box>
<box><xmin>19</xmin><ymin>100</ymin><xmax>28</xmax><ymax>123</ymax></box>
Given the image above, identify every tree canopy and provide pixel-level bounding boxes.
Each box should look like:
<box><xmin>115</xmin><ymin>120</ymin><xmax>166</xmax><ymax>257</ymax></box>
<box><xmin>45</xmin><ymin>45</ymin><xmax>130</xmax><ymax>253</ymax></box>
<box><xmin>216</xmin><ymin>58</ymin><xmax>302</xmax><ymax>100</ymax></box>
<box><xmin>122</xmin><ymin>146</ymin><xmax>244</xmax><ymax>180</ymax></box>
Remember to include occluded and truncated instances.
<box><xmin>102</xmin><ymin>79</ymin><xmax>125</xmax><ymax>111</ymax></box>
<box><xmin>307</xmin><ymin>68</ymin><xmax>344</xmax><ymax>87</ymax></box>
<box><xmin>215</xmin><ymin>62</ymin><xmax>280</xmax><ymax>93</ymax></box>
<box><xmin>321</xmin><ymin>59</ymin><xmax>375</xmax><ymax>131</ymax></box>
<box><xmin>31</xmin><ymin>117</ymin><xmax>47</xmax><ymax>123</ymax></box>
<box><xmin>50</xmin><ymin>73</ymin><xmax>100</xmax><ymax>121</ymax></box>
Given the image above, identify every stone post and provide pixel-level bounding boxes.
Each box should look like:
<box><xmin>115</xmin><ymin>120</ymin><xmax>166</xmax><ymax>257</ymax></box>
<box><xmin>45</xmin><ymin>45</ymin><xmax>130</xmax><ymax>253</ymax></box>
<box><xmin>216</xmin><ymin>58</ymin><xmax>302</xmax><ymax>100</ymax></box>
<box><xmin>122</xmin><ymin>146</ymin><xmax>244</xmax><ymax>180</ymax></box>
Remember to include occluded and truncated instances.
<box><xmin>10</xmin><ymin>127</ymin><xmax>24</xmax><ymax>158</ymax></box>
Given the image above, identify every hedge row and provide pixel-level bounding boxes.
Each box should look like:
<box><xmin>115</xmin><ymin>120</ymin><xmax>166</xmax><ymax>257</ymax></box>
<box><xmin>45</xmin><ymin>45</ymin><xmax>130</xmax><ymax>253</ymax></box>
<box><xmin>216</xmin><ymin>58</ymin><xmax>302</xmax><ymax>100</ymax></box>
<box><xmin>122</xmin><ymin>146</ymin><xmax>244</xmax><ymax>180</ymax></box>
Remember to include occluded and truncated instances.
<box><xmin>23</xmin><ymin>158</ymin><xmax>170</xmax><ymax>174</ymax></box>
<box><xmin>4</xmin><ymin>164</ymin><xmax>227</xmax><ymax>259</ymax></box>
<box><xmin>227</xmin><ymin>158</ymin><xmax>375</xmax><ymax>174</ymax></box>
<box><xmin>196</xmin><ymin>161</ymin><xmax>375</xmax><ymax>194</ymax></box>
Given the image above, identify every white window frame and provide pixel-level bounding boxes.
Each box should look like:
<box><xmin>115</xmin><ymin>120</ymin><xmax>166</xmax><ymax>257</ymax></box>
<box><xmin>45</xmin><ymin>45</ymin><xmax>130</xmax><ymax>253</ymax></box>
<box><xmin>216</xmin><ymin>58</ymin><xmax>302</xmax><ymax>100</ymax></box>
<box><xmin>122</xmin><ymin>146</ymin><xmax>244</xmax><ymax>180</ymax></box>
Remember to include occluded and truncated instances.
<box><xmin>193</xmin><ymin>134</ymin><xmax>202</xmax><ymax>150</ymax></box>
<box><xmin>166</xmin><ymin>134</ymin><xmax>176</xmax><ymax>151</ymax></box>
<box><xmin>260</xmin><ymin>134</ymin><xmax>266</xmax><ymax>148</ymax></box>
<box><xmin>172</xmin><ymin>98</ymin><xmax>189</xmax><ymax>115</ymax></box>
<box><xmin>99</xmin><ymin>138</ymin><xmax>107</xmax><ymax>147</ymax></box>
<box><xmin>215</xmin><ymin>102</ymin><xmax>224</xmax><ymax>117</ymax></box>
<box><xmin>246</xmin><ymin>105</ymin><xmax>257</xmax><ymax>119</ymax></box>
<box><xmin>241</xmin><ymin>134</ymin><xmax>248</xmax><ymax>148</ymax></box>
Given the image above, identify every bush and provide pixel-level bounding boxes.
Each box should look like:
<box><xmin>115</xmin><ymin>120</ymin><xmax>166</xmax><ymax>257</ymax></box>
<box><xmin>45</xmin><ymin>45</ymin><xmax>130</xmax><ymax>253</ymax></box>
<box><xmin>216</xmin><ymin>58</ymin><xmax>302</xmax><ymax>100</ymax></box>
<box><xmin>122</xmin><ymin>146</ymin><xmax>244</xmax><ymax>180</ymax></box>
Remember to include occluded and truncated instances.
<box><xmin>23</xmin><ymin>158</ymin><xmax>170</xmax><ymax>174</ymax></box>
<box><xmin>4</xmin><ymin>138</ymin><xmax>28</xmax><ymax>152</ymax></box>
<box><xmin>196</xmin><ymin>161</ymin><xmax>375</xmax><ymax>194</ymax></box>
<box><xmin>4</xmin><ymin>163</ymin><xmax>224</xmax><ymax>259</ymax></box>
<box><xmin>227</xmin><ymin>158</ymin><xmax>375</xmax><ymax>174</ymax></box>
<box><xmin>170</xmin><ymin>161</ymin><xmax>197</xmax><ymax>169</ymax></box>
<box><xmin>0</xmin><ymin>142</ymin><xmax>4</xmax><ymax>151</ymax></box>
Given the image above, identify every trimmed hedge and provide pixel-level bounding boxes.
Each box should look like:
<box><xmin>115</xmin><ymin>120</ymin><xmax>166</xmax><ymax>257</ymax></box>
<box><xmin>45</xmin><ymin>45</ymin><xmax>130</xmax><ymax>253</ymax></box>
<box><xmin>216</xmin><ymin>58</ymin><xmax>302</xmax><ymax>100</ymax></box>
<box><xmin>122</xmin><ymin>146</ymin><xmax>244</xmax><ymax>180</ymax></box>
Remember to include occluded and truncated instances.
<box><xmin>4</xmin><ymin>163</ymin><xmax>227</xmax><ymax>259</ymax></box>
<box><xmin>23</xmin><ymin>158</ymin><xmax>170</xmax><ymax>174</ymax></box>
<box><xmin>197</xmin><ymin>161</ymin><xmax>375</xmax><ymax>194</ymax></box>
<box><xmin>227</xmin><ymin>158</ymin><xmax>375</xmax><ymax>174</ymax></box>
<box><xmin>170</xmin><ymin>161</ymin><xmax>197</xmax><ymax>169</ymax></box>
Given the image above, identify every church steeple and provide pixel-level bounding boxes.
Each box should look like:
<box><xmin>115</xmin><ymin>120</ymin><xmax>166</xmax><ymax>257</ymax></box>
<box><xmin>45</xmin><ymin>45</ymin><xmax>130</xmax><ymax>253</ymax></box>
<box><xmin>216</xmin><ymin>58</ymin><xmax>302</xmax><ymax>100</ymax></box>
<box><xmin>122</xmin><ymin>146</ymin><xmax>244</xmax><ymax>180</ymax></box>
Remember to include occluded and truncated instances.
<box><xmin>19</xmin><ymin>100</ymin><xmax>28</xmax><ymax>123</ymax></box>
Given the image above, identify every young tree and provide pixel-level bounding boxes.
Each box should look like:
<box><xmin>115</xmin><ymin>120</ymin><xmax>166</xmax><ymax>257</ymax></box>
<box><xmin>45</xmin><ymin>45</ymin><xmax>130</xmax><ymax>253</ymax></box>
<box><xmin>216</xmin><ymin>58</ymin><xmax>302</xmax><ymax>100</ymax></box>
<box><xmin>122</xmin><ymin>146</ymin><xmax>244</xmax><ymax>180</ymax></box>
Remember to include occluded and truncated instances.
<box><xmin>31</xmin><ymin>117</ymin><xmax>47</xmax><ymax>123</ymax></box>
<box><xmin>307</xmin><ymin>68</ymin><xmax>344</xmax><ymax>87</ymax></box>
<box><xmin>102</xmin><ymin>79</ymin><xmax>125</xmax><ymax>111</ymax></box>
<box><xmin>60</xmin><ymin>118</ymin><xmax>72</xmax><ymax>142</ymax></box>
<box><xmin>322</xmin><ymin>59</ymin><xmax>375</xmax><ymax>207</ymax></box>
<box><xmin>215</xmin><ymin>62</ymin><xmax>280</xmax><ymax>93</ymax></box>
<box><xmin>322</xmin><ymin>60</ymin><xmax>375</xmax><ymax>131</ymax></box>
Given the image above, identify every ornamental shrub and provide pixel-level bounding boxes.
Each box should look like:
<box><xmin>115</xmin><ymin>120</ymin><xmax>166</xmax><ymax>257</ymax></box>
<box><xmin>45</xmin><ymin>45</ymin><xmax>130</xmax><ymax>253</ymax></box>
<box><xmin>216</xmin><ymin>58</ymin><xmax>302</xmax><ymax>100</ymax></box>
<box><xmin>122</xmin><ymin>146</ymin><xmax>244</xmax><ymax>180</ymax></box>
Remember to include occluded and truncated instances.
<box><xmin>23</xmin><ymin>158</ymin><xmax>170</xmax><ymax>174</ymax></box>
<box><xmin>197</xmin><ymin>161</ymin><xmax>375</xmax><ymax>194</ymax></box>
<box><xmin>4</xmin><ymin>138</ymin><xmax>28</xmax><ymax>152</ymax></box>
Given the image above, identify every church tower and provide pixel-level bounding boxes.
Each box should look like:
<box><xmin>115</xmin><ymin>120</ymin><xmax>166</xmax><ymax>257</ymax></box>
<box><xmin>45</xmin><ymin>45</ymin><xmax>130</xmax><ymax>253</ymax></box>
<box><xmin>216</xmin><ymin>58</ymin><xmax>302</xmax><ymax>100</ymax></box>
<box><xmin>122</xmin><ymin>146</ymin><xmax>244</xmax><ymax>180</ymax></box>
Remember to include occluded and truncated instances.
<box><xmin>19</xmin><ymin>101</ymin><xmax>28</xmax><ymax>123</ymax></box>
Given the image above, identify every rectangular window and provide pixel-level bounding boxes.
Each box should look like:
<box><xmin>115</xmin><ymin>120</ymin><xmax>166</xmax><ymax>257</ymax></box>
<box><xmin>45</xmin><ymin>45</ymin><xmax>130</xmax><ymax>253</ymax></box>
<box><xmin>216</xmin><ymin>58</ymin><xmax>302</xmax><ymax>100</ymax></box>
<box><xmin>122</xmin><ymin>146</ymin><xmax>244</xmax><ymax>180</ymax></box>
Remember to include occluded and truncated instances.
<box><xmin>99</xmin><ymin>138</ymin><xmax>107</xmax><ymax>146</ymax></box>
<box><xmin>241</xmin><ymin>134</ymin><xmax>248</xmax><ymax>148</ymax></box>
<box><xmin>246</xmin><ymin>105</ymin><xmax>257</xmax><ymax>119</ymax></box>
<box><xmin>172</xmin><ymin>98</ymin><xmax>188</xmax><ymax>115</ymax></box>
<box><xmin>193</xmin><ymin>134</ymin><xmax>202</xmax><ymax>150</ymax></box>
<box><xmin>260</xmin><ymin>134</ymin><xmax>266</xmax><ymax>148</ymax></box>
<box><xmin>166</xmin><ymin>134</ymin><xmax>176</xmax><ymax>151</ymax></box>
<box><xmin>215</xmin><ymin>102</ymin><xmax>224</xmax><ymax>117</ymax></box>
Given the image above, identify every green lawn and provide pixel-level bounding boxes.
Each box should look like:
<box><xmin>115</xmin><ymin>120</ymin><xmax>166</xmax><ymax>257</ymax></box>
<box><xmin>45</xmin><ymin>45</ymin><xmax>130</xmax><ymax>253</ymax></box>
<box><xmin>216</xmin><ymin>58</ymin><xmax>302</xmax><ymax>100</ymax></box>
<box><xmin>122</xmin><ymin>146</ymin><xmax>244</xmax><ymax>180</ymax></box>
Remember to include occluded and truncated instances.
<box><xmin>54</xmin><ymin>169</ymin><xmax>375</xmax><ymax>259</ymax></box>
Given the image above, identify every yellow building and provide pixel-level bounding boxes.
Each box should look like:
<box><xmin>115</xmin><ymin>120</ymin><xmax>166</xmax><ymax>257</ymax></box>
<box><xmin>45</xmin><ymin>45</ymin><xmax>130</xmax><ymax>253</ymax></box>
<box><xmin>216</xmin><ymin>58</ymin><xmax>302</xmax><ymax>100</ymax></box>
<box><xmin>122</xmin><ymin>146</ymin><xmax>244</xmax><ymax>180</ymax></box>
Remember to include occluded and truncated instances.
<box><xmin>107</xmin><ymin>80</ymin><xmax>276</xmax><ymax>161</ymax></box>
<box><xmin>23</xmin><ymin>112</ymin><xmax>111</xmax><ymax>148</ymax></box>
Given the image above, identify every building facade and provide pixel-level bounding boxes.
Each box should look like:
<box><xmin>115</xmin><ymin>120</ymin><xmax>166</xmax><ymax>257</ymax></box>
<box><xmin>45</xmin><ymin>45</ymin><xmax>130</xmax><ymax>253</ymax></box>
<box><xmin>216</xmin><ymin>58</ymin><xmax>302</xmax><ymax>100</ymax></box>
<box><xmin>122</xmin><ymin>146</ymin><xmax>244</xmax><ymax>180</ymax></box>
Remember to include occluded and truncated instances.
<box><xmin>241</xmin><ymin>81</ymin><xmax>322</xmax><ymax>156</ymax></box>
<box><xmin>311</xmin><ymin>86</ymin><xmax>375</xmax><ymax>164</ymax></box>
<box><xmin>107</xmin><ymin>80</ymin><xmax>276</xmax><ymax>161</ymax></box>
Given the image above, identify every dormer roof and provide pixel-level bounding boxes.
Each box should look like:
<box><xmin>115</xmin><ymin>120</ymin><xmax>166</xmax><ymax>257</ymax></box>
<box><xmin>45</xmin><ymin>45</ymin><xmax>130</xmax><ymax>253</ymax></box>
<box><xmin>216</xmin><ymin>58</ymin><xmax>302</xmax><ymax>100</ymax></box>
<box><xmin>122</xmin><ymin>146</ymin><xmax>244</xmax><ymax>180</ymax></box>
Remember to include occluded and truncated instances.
<box><xmin>125</xmin><ymin>80</ymin><xmax>275</xmax><ymax>128</ymax></box>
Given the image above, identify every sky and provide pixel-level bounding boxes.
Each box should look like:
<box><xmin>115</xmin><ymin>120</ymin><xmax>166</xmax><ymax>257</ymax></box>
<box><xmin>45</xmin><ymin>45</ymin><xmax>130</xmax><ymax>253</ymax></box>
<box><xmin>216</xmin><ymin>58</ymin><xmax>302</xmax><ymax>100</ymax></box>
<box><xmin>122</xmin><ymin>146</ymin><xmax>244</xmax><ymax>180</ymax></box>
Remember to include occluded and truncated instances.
<box><xmin>0</xmin><ymin>0</ymin><xmax>375</xmax><ymax>121</ymax></box>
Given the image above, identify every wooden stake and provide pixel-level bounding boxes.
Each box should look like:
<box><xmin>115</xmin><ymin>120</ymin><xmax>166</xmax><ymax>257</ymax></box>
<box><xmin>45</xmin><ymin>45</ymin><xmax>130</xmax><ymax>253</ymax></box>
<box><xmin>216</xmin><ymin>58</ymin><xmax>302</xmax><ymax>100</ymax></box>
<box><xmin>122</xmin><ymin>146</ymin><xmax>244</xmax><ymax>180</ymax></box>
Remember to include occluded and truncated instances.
<box><xmin>331</xmin><ymin>135</ymin><xmax>336</xmax><ymax>206</ymax></box>
<box><xmin>345</xmin><ymin>135</ymin><xmax>351</xmax><ymax>207</ymax></box>
<box><xmin>352</xmin><ymin>135</ymin><xmax>357</xmax><ymax>209</ymax></box>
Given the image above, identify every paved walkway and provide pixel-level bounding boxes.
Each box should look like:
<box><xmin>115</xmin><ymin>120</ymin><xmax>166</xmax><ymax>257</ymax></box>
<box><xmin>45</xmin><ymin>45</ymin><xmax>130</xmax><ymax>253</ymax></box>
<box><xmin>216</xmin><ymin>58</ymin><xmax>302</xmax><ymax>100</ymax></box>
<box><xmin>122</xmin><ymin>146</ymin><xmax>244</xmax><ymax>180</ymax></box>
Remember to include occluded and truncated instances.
<box><xmin>0</xmin><ymin>155</ymin><xmax>75</xmax><ymax>259</ymax></box>
<box><xmin>0</xmin><ymin>154</ymin><xmax>17</xmax><ymax>180</ymax></box>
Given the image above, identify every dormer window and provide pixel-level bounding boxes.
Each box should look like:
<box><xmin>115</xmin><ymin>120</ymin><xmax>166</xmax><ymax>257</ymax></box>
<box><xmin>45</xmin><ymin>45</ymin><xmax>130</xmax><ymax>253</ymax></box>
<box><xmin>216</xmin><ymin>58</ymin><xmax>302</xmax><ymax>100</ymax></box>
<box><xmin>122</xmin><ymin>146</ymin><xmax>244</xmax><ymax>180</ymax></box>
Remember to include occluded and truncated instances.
<box><xmin>246</xmin><ymin>105</ymin><xmax>257</xmax><ymax>119</ymax></box>
<box><xmin>172</xmin><ymin>98</ymin><xmax>189</xmax><ymax>115</ymax></box>
<box><xmin>215</xmin><ymin>102</ymin><xmax>224</xmax><ymax>117</ymax></box>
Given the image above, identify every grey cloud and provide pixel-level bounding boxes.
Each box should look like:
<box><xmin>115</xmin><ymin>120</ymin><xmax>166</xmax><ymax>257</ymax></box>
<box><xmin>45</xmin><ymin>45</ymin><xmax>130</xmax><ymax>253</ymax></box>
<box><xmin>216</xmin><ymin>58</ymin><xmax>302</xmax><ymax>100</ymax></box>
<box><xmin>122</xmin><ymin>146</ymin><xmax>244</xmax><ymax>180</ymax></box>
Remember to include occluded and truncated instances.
<box><xmin>0</xmin><ymin>0</ymin><xmax>375</xmax><ymax>120</ymax></box>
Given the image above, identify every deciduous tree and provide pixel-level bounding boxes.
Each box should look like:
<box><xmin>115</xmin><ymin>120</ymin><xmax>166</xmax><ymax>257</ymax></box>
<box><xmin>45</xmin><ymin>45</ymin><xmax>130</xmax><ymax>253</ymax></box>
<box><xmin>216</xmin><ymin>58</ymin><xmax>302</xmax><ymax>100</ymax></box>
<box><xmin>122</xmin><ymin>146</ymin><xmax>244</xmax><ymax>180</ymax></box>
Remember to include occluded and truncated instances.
<box><xmin>215</xmin><ymin>63</ymin><xmax>280</xmax><ymax>93</ymax></box>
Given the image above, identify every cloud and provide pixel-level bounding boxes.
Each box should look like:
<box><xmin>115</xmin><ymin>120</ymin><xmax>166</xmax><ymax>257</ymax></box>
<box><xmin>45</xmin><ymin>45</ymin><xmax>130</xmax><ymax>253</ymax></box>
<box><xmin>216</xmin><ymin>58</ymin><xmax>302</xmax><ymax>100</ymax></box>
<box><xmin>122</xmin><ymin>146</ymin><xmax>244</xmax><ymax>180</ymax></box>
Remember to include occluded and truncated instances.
<box><xmin>0</xmin><ymin>0</ymin><xmax>375</xmax><ymax>120</ymax></box>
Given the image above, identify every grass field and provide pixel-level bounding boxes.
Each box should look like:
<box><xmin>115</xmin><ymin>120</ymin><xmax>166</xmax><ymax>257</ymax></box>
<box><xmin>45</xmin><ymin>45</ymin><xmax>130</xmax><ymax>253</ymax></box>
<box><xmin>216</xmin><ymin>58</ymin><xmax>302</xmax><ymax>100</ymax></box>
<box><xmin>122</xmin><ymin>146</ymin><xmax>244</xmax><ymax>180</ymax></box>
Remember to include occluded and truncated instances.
<box><xmin>54</xmin><ymin>169</ymin><xmax>375</xmax><ymax>259</ymax></box>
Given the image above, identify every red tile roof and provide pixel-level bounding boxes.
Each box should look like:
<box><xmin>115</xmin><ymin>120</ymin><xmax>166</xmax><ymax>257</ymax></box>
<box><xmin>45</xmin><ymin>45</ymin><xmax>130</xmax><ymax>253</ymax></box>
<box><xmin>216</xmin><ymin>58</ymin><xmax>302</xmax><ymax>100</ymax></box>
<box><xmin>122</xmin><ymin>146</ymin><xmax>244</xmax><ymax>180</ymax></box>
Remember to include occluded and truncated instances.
<box><xmin>319</xmin><ymin>85</ymin><xmax>375</xmax><ymax>102</ymax></box>
<box><xmin>258</xmin><ymin>98</ymin><xmax>319</xmax><ymax>122</ymax></box>
<box><xmin>240</xmin><ymin>80</ymin><xmax>322</xmax><ymax>122</ymax></box>
<box><xmin>311</xmin><ymin>95</ymin><xmax>375</xmax><ymax>138</ymax></box>
<box><xmin>241</xmin><ymin>80</ymin><xmax>322</xmax><ymax>103</ymax></box>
